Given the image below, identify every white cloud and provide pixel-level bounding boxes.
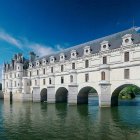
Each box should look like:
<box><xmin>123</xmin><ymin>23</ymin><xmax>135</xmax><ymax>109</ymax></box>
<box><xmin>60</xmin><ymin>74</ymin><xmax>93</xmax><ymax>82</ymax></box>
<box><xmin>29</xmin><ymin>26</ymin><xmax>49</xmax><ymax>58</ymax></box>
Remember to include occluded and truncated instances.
<box><xmin>0</xmin><ymin>65</ymin><xmax>2</xmax><ymax>83</ymax></box>
<box><xmin>28</xmin><ymin>43</ymin><xmax>55</xmax><ymax>57</ymax></box>
<box><xmin>0</xmin><ymin>29</ymin><xmax>71</xmax><ymax>57</ymax></box>
<box><xmin>0</xmin><ymin>30</ymin><xmax>22</xmax><ymax>49</ymax></box>
<box><xmin>55</xmin><ymin>44</ymin><xmax>64</xmax><ymax>51</ymax></box>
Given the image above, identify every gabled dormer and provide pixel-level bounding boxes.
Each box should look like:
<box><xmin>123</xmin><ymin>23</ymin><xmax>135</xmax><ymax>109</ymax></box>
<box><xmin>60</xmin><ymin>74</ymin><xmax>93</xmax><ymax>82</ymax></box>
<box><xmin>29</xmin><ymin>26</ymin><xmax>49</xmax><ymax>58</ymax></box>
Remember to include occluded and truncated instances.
<box><xmin>71</xmin><ymin>50</ymin><xmax>77</xmax><ymax>59</ymax></box>
<box><xmin>84</xmin><ymin>46</ymin><xmax>91</xmax><ymax>55</ymax></box>
<box><xmin>36</xmin><ymin>60</ymin><xmax>40</xmax><ymax>67</ymax></box>
<box><xmin>29</xmin><ymin>62</ymin><xmax>32</xmax><ymax>69</ymax></box>
<box><xmin>59</xmin><ymin>53</ymin><xmax>65</xmax><ymax>61</ymax></box>
<box><xmin>100</xmin><ymin>40</ymin><xmax>109</xmax><ymax>51</ymax></box>
<box><xmin>42</xmin><ymin>58</ymin><xmax>46</xmax><ymax>66</ymax></box>
<box><xmin>122</xmin><ymin>34</ymin><xmax>133</xmax><ymax>46</ymax></box>
<box><xmin>50</xmin><ymin>56</ymin><xmax>55</xmax><ymax>63</ymax></box>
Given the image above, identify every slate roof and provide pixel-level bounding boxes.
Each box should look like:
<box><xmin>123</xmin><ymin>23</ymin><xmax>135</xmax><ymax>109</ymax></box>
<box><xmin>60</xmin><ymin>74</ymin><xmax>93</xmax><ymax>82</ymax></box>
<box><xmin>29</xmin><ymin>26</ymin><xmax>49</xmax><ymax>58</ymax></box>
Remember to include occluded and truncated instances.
<box><xmin>32</xmin><ymin>27</ymin><xmax>140</xmax><ymax>64</ymax></box>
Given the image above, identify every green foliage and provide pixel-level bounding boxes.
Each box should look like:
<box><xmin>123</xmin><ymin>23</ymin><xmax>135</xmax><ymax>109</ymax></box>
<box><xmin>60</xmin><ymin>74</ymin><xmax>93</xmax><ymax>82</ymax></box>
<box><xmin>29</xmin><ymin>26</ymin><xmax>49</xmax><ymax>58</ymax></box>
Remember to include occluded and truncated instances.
<box><xmin>119</xmin><ymin>85</ymin><xmax>140</xmax><ymax>99</ymax></box>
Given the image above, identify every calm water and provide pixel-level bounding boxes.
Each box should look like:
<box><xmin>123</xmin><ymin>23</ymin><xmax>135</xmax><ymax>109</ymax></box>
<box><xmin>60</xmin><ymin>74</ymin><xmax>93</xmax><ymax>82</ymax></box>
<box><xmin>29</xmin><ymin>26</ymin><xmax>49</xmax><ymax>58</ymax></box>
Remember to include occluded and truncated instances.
<box><xmin>0</xmin><ymin>97</ymin><xmax>140</xmax><ymax>140</ymax></box>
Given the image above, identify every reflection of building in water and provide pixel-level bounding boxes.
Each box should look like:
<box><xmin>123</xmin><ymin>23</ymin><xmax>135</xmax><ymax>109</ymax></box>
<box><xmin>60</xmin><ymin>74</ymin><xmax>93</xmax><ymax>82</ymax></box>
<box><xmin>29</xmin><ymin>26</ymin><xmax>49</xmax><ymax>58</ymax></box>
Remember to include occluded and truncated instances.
<box><xmin>3</xmin><ymin>27</ymin><xmax>140</xmax><ymax>107</ymax></box>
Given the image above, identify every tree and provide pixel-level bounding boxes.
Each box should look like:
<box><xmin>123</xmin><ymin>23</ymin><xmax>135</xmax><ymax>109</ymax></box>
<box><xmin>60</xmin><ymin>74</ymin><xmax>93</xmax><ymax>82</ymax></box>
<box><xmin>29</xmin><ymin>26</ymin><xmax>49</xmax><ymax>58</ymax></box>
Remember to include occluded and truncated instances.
<box><xmin>119</xmin><ymin>85</ymin><xmax>140</xmax><ymax>99</ymax></box>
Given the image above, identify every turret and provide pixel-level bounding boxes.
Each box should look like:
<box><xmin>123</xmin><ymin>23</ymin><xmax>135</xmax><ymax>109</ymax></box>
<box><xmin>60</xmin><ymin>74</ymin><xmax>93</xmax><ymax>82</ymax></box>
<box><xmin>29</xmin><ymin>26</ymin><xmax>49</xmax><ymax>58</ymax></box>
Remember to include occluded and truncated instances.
<box><xmin>29</xmin><ymin>52</ymin><xmax>36</xmax><ymax>62</ymax></box>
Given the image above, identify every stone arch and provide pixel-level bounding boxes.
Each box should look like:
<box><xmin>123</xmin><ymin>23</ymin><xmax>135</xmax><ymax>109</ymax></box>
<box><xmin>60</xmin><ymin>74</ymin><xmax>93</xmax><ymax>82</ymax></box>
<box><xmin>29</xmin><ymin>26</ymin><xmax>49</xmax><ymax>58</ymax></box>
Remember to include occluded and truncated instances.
<box><xmin>77</xmin><ymin>86</ymin><xmax>98</xmax><ymax>104</ymax></box>
<box><xmin>55</xmin><ymin>87</ymin><xmax>68</xmax><ymax>103</ymax></box>
<box><xmin>111</xmin><ymin>84</ymin><xmax>140</xmax><ymax>106</ymax></box>
<box><xmin>40</xmin><ymin>88</ymin><xmax>47</xmax><ymax>102</ymax></box>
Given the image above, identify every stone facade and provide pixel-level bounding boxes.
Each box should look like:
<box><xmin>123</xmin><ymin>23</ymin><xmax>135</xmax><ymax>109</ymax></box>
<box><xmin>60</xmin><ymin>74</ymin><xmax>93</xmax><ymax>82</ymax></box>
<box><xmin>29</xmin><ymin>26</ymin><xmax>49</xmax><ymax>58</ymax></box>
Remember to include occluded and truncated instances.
<box><xmin>2</xmin><ymin>27</ymin><xmax>140</xmax><ymax>107</ymax></box>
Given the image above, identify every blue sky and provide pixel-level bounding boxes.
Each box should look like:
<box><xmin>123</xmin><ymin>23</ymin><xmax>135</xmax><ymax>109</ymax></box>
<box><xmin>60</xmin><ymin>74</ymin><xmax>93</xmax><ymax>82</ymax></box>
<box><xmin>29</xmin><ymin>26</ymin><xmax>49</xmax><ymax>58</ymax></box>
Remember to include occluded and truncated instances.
<box><xmin>0</xmin><ymin>0</ymin><xmax>140</xmax><ymax>79</ymax></box>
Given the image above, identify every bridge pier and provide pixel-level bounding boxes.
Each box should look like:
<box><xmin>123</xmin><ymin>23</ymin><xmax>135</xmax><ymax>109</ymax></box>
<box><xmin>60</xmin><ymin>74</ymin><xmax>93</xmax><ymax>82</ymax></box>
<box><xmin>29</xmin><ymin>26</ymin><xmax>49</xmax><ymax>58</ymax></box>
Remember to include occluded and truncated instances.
<box><xmin>33</xmin><ymin>87</ymin><xmax>40</xmax><ymax>102</ymax></box>
<box><xmin>68</xmin><ymin>85</ymin><xmax>78</xmax><ymax>105</ymax></box>
<box><xmin>99</xmin><ymin>82</ymin><xmax>111</xmax><ymax>107</ymax></box>
<box><xmin>47</xmin><ymin>86</ymin><xmax>55</xmax><ymax>103</ymax></box>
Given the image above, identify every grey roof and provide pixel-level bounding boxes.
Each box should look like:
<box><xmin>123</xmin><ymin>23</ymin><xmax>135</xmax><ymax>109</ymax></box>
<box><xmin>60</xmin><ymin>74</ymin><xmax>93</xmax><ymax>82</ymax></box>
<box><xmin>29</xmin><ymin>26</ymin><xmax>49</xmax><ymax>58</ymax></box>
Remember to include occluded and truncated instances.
<box><xmin>34</xmin><ymin>27</ymin><xmax>140</xmax><ymax>64</ymax></box>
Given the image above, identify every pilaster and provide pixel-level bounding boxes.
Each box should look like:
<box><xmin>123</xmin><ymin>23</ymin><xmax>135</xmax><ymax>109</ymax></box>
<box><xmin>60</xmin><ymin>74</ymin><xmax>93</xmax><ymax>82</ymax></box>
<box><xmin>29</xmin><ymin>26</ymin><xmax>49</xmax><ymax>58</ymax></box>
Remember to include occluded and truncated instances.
<box><xmin>68</xmin><ymin>84</ymin><xmax>78</xmax><ymax>105</ymax></box>
<box><xmin>47</xmin><ymin>86</ymin><xmax>55</xmax><ymax>103</ymax></box>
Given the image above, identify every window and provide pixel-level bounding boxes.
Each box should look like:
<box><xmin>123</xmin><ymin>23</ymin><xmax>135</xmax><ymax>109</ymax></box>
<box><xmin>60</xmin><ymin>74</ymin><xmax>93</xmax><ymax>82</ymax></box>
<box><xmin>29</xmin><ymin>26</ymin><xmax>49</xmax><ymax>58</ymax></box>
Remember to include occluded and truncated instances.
<box><xmin>35</xmin><ymin>80</ymin><xmax>37</xmax><ymax>86</ymax></box>
<box><xmin>15</xmin><ymin>74</ymin><xmax>16</xmax><ymax>78</ymax></box>
<box><xmin>37</xmin><ymin>70</ymin><xmax>39</xmax><ymax>75</ymax></box>
<box><xmin>6</xmin><ymin>82</ymin><xmax>8</xmax><ymax>88</ymax></box>
<box><xmin>43</xmin><ymin>68</ymin><xmax>45</xmax><ymax>74</ymax></box>
<box><xmin>85</xmin><ymin>60</ymin><xmax>89</xmax><ymax>68</ymax></box>
<box><xmin>101</xmin><ymin>71</ymin><xmax>105</xmax><ymax>80</ymax></box>
<box><xmin>124</xmin><ymin>69</ymin><xmax>129</xmax><ymax>79</ymax></box>
<box><xmin>49</xmin><ymin>78</ymin><xmax>52</xmax><ymax>84</ymax></box>
<box><xmin>51</xmin><ymin>67</ymin><xmax>53</xmax><ymax>73</ymax></box>
<box><xmin>125</xmin><ymin>38</ymin><xmax>129</xmax><ymax>43</ymax></box>
<box><xmin>103</xmin><ymin>56</ymin><xmax>107</xmax><ymax>64</ymax></box>
<box><xmin>124</xmin><ymin>52</ymin><xmax>129</xmax><ymax>62</ymax></box>
<box><xmin>30</xmin><ymin>80</ymin><xmax>32</xmax><ymax>86</ymax></box>
<box><xmin>14</xmin><ymin>81</ymin><xmax>16</xmax><ymax>87</ymax></box>
<box><xmin>70</xmin><ymin>75</ymin><xmax>73</xmax><ymax>83</ymax></box>
<box><xmin>61</xmin><ymin>65</ymin><xmax>64</xmax><ymax>72</ymax></box>
<box><xmin>103</xmin><ymin>45</ymin><xmax>106</xmax><ymax>48</ymax></box>
<box><xmin>85</xmin><ymin>74</ymin><xmax>89</xmax><ymax>82</ymax></box>
<box><xmin>18</xmin><ymin>83</ymin><xmax>19</xmax><ymax>87</ymax></box>
<box><xmin>61</xmin><ymin>77</ymin><xmax>64</xmax><ymax>84</ymax></box>
<box><xmin>72</xmin><ymin>63</ymin><xmax>75</xmax><ymax>69</ymax></box>
<box><xmin>30</xmin><ymin>71</ymin><xmax>32</xmax><ymax>77</ymax></box>
<box><xmin>43</xmin><ymin>79</ymin><xmax>46</xmax><ymax>85</ymax></box>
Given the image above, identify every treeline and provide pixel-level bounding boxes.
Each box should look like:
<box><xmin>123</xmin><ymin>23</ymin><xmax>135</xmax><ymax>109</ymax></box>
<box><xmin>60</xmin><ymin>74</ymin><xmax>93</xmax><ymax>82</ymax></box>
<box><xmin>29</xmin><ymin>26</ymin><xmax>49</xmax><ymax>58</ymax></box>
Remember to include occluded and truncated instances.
<box><xmin>119</xmin><ymin>85</ymin><xmax>140</xmax><ymax>99</ymax></box>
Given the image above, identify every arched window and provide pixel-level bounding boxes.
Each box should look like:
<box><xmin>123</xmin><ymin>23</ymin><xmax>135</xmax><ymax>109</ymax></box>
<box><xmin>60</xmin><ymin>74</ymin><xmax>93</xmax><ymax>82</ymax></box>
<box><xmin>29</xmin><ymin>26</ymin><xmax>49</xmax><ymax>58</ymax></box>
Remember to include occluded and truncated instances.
<box><xmin>61</xmin><ymin>77</ymin><xmax>64</xmax><ymax>84</ymax></box>
<box><xmin>43</xmin><ymin>68</ymin><xmax>45</xmax><ymax>74</ymax></box>
<box><xmin>85</xmin><ymin>60</ymin><xmax>89</xmax><ymax>68</ymax></box>
<box><xmin>103</xmin><ymin>56</ymin><xmax>107</xmax><ymax>64</ymax></box>
<box><xmin>124</xmin><ymin>52</ymin><xmax>129</xmax><ymax>62</ymax></box>
<box><xmin>61</xmin><ymin>65</ymin><xmax>64</xmax><ymax>72</ymax></box>
<box><xmin>49</xmin><ymin>78</ymin><xmax>52</xmax><ymax>84</ymax></box>
<box><xmin>70</xmin><ymin>75</ymin><xmax>73</xmax><ymax>83</ymax></box>
<box><xmin>101</xmin><ymin>71</ymin><xmax>105</xmax><ymax>80</ymax></box>
<box><xmin>35</xmin><ymin>80</ymin><xmax>37</xmax><ymax>86</ymax></box>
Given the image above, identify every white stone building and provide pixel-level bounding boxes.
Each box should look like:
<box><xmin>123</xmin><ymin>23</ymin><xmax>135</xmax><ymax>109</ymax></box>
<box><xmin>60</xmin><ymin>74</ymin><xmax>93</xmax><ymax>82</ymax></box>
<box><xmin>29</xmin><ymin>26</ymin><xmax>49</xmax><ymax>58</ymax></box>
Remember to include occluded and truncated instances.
<box><xmin>2</xmin><ymin>27</ymin><xmax>140</xmax><ymax>107</ymax></box>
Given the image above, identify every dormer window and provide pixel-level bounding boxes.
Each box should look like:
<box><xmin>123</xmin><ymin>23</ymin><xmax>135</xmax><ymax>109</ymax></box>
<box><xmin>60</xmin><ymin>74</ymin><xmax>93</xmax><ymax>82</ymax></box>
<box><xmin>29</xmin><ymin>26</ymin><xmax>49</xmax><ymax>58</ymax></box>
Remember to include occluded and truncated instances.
<box><xmin>29</xmin><ymin>63</ymin><xmax>32</xmax><ymax>68</ymax></box>
<box><xmin>125</xmin><ymin>38</ymin><xmax>129</xmax><ymax>43</ymax></box>
<box><xmin>71</xmin><ymin>50</ymin><xmax>77</xmax><ymax>59</ymax></box>
<box><xmin>103</xmin><ymin>45</ymin><xmax>107</xmax><ymax>48</ymax></box>
<box><xmin>60</xmin><ymin>53</ymin><xmax>65</xmax><ymax>61</ymax></box>
<box><xmin>100</xmin><ymin>40</ymin><xmax>109</xmax><ymax>51</ymax></box>
<box><xmin>42</xmin><ymin>58</ymin><xmax>46</xmax><ymax>66</ymax></box>
<box><xmin>122</xmin><ymin>34</ymin><xmax>133</xmax><ymax>46</ymax></box>
<box><xmin>36</xmin><ymin>60</ymin><xmax>40</xmax><ymax>67</ymax></box>
<box><xmin>84</xmin><ymin>46</ymin><xmax>91</xmax><ymax>55</ymax></box>
<box><xmin>50</xmin><ymin>56</ymin><xmax>55</xmax><ymax>63</ymax></box>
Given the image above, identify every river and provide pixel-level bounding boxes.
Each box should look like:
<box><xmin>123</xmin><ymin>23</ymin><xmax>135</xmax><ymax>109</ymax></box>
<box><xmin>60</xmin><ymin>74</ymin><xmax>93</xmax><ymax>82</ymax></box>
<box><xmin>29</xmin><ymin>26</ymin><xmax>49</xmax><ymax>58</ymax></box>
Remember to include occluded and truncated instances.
<box><xmin>0</xmin><ymin>96</ymin><xmax>140</xmax><ymax>140</ymax></box>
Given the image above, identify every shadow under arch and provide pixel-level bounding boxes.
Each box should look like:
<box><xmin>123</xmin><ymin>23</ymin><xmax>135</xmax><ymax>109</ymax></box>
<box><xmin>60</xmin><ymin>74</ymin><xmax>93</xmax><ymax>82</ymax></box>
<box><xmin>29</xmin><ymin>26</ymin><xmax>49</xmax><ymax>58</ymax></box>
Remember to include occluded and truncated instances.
<box><xmin>10</xmin><ymin>92</ymin><xmax>12</xmax><ymax>103</ymax></box>
<box><xmin>111</xmin><ymin>84</ymin><xmax>140</xmax><ymax>107</ymax></box>
<box><xmin>55</xmin><ymin>87</ymin><xmax>68</xmax><ymax>103</ymax></box>
<box><xmin>40</xmin><ymin>88</ymin><xmax>47</xmax><ymax>102</ymax></box>
<box><xmin>77</xmin><ymin>86</ymin><xmax>98</xmax><ymax>104</ymax></box>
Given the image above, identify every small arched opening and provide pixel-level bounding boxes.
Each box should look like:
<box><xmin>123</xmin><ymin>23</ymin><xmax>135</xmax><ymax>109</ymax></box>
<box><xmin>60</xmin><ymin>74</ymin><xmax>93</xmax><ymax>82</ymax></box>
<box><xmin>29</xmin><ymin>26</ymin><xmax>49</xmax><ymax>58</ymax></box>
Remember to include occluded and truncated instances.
<box><xmin>77</xmin><ymin>86</ymin><xmax>98</xmax><ymax>105</ymax></box>
<box><xmin>111</xmin><ymin>84</ymin><xmax>140</xmax><ymax>106</ymax></box>
<box><xmin>55</xmin><ymin>87</ymin><xmax>68</xmax><ymax>103</ymax></box>
<box><xmin>40</xmin><ymin>88</ymin><xmax>47</xmax><ymax>102</ymax></box>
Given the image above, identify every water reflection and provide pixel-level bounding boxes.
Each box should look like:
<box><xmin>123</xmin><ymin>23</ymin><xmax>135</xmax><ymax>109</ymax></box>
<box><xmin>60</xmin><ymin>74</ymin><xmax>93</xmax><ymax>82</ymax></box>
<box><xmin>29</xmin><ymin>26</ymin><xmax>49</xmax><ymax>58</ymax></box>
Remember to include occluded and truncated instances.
<box><xmin>0</xmin><ymin>99</ymin><xmax>140</xmax><ymax>140</ymax></box>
